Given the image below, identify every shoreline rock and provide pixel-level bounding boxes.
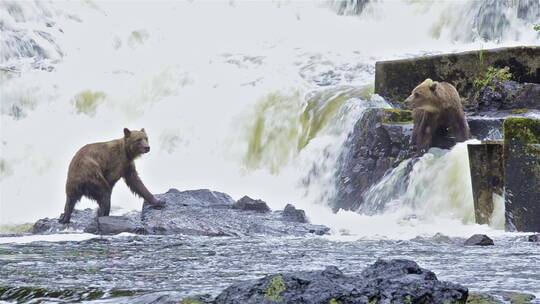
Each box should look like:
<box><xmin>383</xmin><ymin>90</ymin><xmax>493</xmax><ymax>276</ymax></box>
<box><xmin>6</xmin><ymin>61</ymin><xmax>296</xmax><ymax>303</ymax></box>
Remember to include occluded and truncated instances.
<box><xmin>214</xmin><ymin>259</ymin><xmax>468</xmax><ymax>304</ymax></box>
<box><xmin>32</xmin><ymin>189</ymin><xmax>329</xmax><ymax>237</ymax></box>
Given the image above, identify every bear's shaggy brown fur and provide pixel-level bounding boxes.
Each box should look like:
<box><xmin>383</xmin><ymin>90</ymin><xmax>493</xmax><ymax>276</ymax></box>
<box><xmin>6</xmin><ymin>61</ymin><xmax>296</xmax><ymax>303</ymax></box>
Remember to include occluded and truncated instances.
<box><xmin>405</xmin><ymin>79</ymin><xmax>470</xmax><ymax>152</ymax></box>
<box><xmin>59</xmin><ymin>128</ymin><xmax>163</xmax><ymax>224</ymax></box>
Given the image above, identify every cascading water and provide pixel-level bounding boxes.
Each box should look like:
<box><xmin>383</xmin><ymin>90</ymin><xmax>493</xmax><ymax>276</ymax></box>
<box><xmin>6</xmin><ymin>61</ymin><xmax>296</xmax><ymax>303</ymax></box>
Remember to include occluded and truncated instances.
<box><xmin>1</xmin><ymin>0</ymin><xmax>539</xmax><ymax>235</ymax></box>
<box><xmin>2</xmin><ymin>2</ymin><xmax>540</xmax><ymax>302</ymax></box>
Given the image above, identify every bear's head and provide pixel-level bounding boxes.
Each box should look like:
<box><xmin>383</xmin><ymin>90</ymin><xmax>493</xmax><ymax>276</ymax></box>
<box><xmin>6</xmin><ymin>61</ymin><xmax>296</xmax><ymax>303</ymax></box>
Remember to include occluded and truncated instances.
<box><xmin>404</xmin><ymin>78</ymin><xmax>440</xmax><ymax>113</ymax></box>
<box><xmin>123</xmin><ymin>128</ymin><xmax>150</xmax><ymax>159</ymax></box>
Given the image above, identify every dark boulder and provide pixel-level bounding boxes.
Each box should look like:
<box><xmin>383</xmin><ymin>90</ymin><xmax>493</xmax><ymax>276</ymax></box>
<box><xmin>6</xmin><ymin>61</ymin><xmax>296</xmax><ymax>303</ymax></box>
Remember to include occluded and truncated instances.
<box><xmin>214</xmin><ymin>259</ymin><xmax>468</xmax><ymax>304</ymax></box>
<box><xmin>281</xmin><ymin>204</ymin><xmax>309</xmax><ymax>223</ymax></box>
<box><xmin>232</xmin><ymin>196</ymin><xmax>271</xmax><ymax>213</ymax></box>
<box><xmin>464</xmin><ymin>234</ymin><xmax>494</xmax><ymax>246</ymax></box>
<box><xmin>470</xmin><ymin>80</ymin><xmax>540</xmax><ymax>114</ymax></box>
<box><xmin>528</xmin><ymin>234</ymin><xmax>540</xmax><ymax>242</ymax></box>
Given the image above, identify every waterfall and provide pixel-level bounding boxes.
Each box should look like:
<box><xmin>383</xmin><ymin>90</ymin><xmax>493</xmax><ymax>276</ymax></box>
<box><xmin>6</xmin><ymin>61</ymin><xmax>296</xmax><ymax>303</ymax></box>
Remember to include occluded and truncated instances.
<box><xmin>0</xmin><ymin>1</ymin><xmax>537</xmax><ymax>237</ymax></box>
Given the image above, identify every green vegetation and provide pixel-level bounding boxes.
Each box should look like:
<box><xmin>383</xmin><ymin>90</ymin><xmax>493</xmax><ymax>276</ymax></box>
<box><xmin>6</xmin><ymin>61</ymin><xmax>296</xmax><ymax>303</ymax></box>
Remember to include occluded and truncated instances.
<box><xmin>465</xmin><ymin>293</ymin><xmax>501</xmax><ymax>304</ymax></box>
<box><xmin>0</xmin><ymin>223</ymin><xmax>33</xmax><ymax>234</ymax></box>
<box><xmin>72</xmin><ymin>90</ymin><xmax>106</xmax><ymax>116</ymax></box>
<box><xmin>511</xmin><ymin>108</ymin><xmax>529</xmax><ymax>115</ymax></box>
<box><xmin>264</xmin><ymin>275</ymin><xmax>286</xmax><ymax>302</ymax></box>
<box><xmin>503</xmin><ymin>118</ymin><xmax>540</xmax><ymax>145</ymax></box>
<box><xmin>329</xmin><ymin>298</ymin><xmax>341</xmax><ymax>304</ymax></box>
<box><xmin>180</xmin><ymin>298</ymin><xmax>203</xmax><ymax>304</ymax></box>
<box><xmin>382</xmin><ymin>108</ymin><xmax>413</xmax><ymax>124</ymax></box>
<box><xmin>473</xmin><ymin>66</ymin><xmax>513</xmax><ymax>91</ymax></box>
<box><xmin>501</xmin><ymin>292</ymin><xmax>535</xmax><ymax>304</ymax></box>
<box><xmin>534</xmin><ymin>24</ymin><xmax>540</xmax><ymax>32</ymax></box>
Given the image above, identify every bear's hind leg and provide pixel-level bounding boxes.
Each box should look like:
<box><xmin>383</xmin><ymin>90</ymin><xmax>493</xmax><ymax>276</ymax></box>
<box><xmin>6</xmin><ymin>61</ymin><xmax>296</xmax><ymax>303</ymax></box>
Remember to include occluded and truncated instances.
<box><xmin>96</xmin><ymin>192</ymin><xmax>112</xmax><ymax>217</ymax></box>
<box><xmin>59</xmin><ymin>193</ymin><xmax>82</xmax><ymax>224</ymax></box>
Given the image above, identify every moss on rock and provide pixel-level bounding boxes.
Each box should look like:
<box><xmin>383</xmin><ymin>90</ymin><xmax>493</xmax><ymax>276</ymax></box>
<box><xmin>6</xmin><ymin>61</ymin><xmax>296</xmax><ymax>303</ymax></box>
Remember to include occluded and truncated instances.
<box><xmin>180</xmin><ymin>298</ymin><xmax>203</xmax><ymax>304</ymax></box>
<box><xmin>265</xmin><ymin>275</ymin><xmax>286</xmax><ymax>302</ymax></box>
<box><xmin>503</xmin><ymin>118</ymin><xmax>540</xmax><ymax>145</ymax></box>
<box><xmin>511</xmin><ymin>108</ymin><xmax>530</xmax><ymax>115</ymax></box>
<box><xmin>382</xmin><ymin>108</ymin><xmax>413</xmax><ymax>124</ymax></box>
<box><xmin>466</xmin><ymin>293</ymin><xmax>502</xmax><ymax>304</ymax></box>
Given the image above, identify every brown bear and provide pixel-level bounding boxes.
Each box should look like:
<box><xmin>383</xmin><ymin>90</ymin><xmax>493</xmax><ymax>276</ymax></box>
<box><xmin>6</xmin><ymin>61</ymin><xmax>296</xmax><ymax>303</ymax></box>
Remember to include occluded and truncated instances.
<box><xmin>404</xmin><ymin>79</ymin><xmax>470</xmax><ymax>153</ymax></box>
<box><xmin>58</xmin><ymin>128</ymin><xmax>163</xmax><ymax>224</ymax></box>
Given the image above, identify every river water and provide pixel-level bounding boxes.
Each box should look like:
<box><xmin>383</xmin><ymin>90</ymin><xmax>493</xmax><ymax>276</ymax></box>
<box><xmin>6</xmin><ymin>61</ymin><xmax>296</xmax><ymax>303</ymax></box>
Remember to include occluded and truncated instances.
<box><xmin>1</xmin><ymin>1</ymin><xmax>539</xmax><ymax>302</ymax></box>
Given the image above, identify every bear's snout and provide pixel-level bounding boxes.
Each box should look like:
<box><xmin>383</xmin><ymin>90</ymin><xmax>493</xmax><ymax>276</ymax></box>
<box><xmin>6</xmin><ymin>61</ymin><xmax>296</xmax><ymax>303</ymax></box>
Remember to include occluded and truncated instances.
<box><xmin>143</xmin><ymin>146</ymin><xmax>150</xmax><ymax>153</ymax></box>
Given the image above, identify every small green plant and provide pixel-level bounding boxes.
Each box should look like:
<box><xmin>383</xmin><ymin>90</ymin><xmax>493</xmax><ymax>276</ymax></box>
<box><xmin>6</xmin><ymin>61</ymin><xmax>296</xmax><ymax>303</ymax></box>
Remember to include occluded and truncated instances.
<box><xmin>473</xmin><ymin>66</ymin><xmax>512</xmax><ymax>91</ymax></box>
<box><xmin>329</xmin><ymin>298</ymin><xmax>341</xmax><ymax>304</ymax></box>
<box><xmin>478</xmin><ymin>48</ymin><xmax>485</xmax><ymax>66</ymax></box>
<box><xmin>265</xmin><ymin>275</ymin><xmax>286</xmax><ymax>302</ymax></box>
<box><xmin>534</xmin><ymin>24</ymin><xmax>540</xmax><ymax>32</ymax></box>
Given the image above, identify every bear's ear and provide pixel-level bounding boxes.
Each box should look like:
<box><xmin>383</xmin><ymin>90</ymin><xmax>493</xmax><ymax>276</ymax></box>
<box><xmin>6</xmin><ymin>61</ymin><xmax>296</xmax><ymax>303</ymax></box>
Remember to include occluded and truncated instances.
<box><xmin>429</xmin><ymin>81</ymin><xmax>437</xmax><ymax>91</ymax></box>
<box><xmin>123</xmin><ymin>128</ymin><xmax>131</xmax><ymax>138</ymax></box>
<box><xmin>140</xmin><ymin>128</ymin><xmax>146</xmax><ymax>133</ymax></box>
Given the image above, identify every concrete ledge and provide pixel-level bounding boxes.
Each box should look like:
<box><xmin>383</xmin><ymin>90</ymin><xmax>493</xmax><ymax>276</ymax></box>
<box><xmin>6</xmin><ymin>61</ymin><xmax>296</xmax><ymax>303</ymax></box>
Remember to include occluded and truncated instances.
<box><xmin>375</xmin><ymin>46</ymin><xmax>540</xmax><ymax>103</ymax></box>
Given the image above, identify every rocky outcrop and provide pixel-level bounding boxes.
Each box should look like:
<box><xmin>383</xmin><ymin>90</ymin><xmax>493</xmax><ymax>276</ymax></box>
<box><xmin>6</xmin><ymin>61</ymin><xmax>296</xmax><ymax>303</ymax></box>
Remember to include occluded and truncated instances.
<box><xmin>464</xmin><ymin>234</ymin><xmax>494</xmax><ymax>246</ymax></box>
<box><xmin>33</xmin><ymin>189</ymin><xmax>329</xmax><ymax>237</ymax></box>
<box><xmin>232</xmin><ymin>196</ymin><xmax>271</xmax><ymax>213</ymax></box>
<box><xmin>214</xmin><ymin>259</ymin><xmax>468</xmax><ymax>304</ymax></box>
<box><xmin>470</xmin><ymin>80</ymin><xmax>540</xmax><ymax>114</ymax></box>
<box><xmin>332</xmin><ymin>108</ymin><xmax>415</xmax><ymax>211</ymax></box>
<box><xmin>375</xmin><ymin>46</ymin><xmax>540</xmax><ymax>103</ymax></box>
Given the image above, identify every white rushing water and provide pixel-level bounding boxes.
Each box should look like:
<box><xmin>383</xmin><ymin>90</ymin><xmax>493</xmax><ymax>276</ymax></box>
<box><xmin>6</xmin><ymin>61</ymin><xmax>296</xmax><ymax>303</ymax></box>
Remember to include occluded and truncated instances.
<box><xmin>1</xmin><ymin>0</ymin><xmax>539</xmax><ymax>238</ymax></box>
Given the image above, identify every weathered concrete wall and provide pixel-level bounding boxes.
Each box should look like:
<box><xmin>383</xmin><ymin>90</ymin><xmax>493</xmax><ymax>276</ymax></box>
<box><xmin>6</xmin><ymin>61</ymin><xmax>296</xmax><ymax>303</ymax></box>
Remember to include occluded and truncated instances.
<box><xmin>467</xmin><ymin>141</ymin><xmax>504</xmax><ymax>225</ymax></box>
<box><xmin>375</xmin><ymin>46</ymin><xmax>540</xmax><ymax>103</ymax></box>
<box><xmin>503</xmin><ymin>118</ymin><xmax>540</xmax><ymax>232</ymax></box>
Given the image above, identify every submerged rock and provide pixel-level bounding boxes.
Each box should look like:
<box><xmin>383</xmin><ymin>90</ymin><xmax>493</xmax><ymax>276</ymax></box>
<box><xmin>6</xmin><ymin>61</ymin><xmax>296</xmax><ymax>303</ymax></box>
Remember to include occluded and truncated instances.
<box><xmin>214</xmin><ymin>259</ymin><xmax>468</xmax><ymax>304</ymax></box>
<box><xmin>232</xmin><ymin>196</ymin><xmax>271</xmax><ymax>213</ymax></box>
<box><xmin>33</xmin><ymin>188</ymin><xmax>329</xmax><ymax>237</ymax></box>
<box><xmin>528</xmin><ymin>234</ymin><xmax>539</xmax><ymax>242</ymax></box>
<box><xmin>465</xmin><ymin>234</ymin><xmax>494</xmax><ymax>246</ymax></box>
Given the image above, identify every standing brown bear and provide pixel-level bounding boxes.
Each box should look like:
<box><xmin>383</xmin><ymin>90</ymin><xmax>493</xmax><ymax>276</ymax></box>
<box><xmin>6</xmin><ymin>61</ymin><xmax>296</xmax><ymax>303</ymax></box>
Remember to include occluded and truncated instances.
<box><xmin>59</xmin><ymin>128</ymin><xmax>163</xmax><ymax>224</ymax></box>
<box><xmin>404</xmin><ymin>79</ymin><xmax>470</xmax><ymax>153</ymax></box>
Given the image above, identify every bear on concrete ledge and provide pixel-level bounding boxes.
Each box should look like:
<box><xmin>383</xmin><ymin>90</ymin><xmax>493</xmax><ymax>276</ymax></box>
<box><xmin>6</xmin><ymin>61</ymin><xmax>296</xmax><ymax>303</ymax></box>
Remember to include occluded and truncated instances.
<box><xmin>405</xmin><ymin>79</ymin><xmax>470</xmax><ymax>153</ymax></box>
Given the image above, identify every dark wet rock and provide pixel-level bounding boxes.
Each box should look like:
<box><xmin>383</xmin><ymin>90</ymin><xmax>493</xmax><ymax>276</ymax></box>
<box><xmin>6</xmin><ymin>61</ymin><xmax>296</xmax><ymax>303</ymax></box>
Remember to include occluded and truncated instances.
<box><xmin>85</xmin><ymin>215</ymin><xmax>147</xmax><ymax>235</ymax></box>
<box><xmin>32</xmin><ymin>208</ymin><xmax>96</xmax><ymax>234</ymax></box>
<box><xmin>32</xmin><ymin>188</ymin><xmax>328</xmax><ymax>237</ymax></box>
<box><xmin>281</xmin><ymin>204</ymin><xmax>308</xmax><ymax>223</ymax></box>
<box><xmin>214</xmin><ymin>259</ymin><xmax>468</xmax><ymax>304</ymax></box>
<box><xmin>528</xmin><ymin>234</ymin><xmax>540</xmax><ymax>242</ymax></box>
<box><xmin>142</xmin><ymin>189</ymin><xmax>328</xmax><ymax>236</ymax></box>
<box><xmin>467</xmin><ymin>116</ymin><xmax>505</xmax><ymax>140</ymax></box>
<box><xmin>471</xmin><ymin>80</ymin><xmax>540</xmax><ymax>114</ymax></box>
<box><xmin>332</xmin><ymin>108</ymin><xmax>415</xmax><ymax>211</ymax></box>
<box><xmin>465</xmin><ymin>234</ymin><xmax>494</xmax><ymax>246</ymax></box>
<box><xmin>232</xmin><ymin>196</ymin><xmax>271</xmax><ymax>213</ymax></box>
